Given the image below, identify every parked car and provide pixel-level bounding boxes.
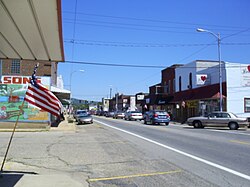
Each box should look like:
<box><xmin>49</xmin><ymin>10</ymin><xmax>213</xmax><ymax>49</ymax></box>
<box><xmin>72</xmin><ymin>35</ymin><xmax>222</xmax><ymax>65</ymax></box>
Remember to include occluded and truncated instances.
<box><xmin>77</xmin><ymin>113</ymin><xmax>93</xmax><ymax>124</ymax></box>
<box><xmin>106</xmin><ymin>111</ymin><xmax>115</xmax><ymax>118</ymax></box>
<box><xmin>144</xmin><ymin>110</ymin><xmax>170</xmax><ymax>125</ymax></box>
<box><xmin>186</xmin><ymin>111</ymin><xmax>249</xmax><ymax>130</ymax></box>
<box><xmin>74</xmin><ymin>110</ymin><xmax>87</xmax><ymax>122</ymax></box>
<box><xmin>124</xmin><ymin>111</ymin><xmax>143</xmax><ymax>121</ymax></box>
<box><xmin>113</xmin><ymin>111</ymin><xmax>125</xmax><ymax>119</ymax></box>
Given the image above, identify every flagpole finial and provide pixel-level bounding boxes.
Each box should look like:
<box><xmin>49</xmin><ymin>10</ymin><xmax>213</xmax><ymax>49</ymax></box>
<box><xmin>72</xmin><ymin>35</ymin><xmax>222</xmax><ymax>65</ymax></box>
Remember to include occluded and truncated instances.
<box><xmin>31</xmin><ymin>63</ymin><xmax>39</xmax><ymax>87</ymax></box>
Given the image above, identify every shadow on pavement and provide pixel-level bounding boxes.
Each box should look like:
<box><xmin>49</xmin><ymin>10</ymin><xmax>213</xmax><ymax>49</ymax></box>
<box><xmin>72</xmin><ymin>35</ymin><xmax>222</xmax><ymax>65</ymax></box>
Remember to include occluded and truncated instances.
<box><xmin>0</xmin><ymin>171</ymin><xmax>37</xmax><ymax>187</ymax></box>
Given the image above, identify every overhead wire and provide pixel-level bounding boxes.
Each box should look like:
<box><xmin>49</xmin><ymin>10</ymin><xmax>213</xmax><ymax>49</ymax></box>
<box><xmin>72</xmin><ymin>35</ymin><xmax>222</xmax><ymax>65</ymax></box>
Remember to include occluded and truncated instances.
<box><xmin>63</xmin><ymin>11</ymin><xmax>250</xmax><ymax>94</ymax></box>
<box><xmin>64</xmin><ymin>39</ymin><xmax>250</xmax><ymax>48</ymax></box>
<box><xmin>63</xmin><ymin>11</ymin><xmax>249</xmax><ymax>30</ymax></box>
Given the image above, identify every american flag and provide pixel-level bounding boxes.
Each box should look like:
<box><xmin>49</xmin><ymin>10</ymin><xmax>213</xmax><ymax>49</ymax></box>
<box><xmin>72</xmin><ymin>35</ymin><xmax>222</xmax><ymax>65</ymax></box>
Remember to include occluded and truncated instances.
<box><xmin>24</xmin><ymin>64</ymin><xmax>63</xmax><ymax>117</ymax></box>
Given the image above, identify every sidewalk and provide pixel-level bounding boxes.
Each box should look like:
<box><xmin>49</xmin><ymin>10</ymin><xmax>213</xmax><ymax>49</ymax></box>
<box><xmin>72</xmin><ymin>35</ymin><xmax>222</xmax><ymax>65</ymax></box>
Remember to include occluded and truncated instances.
<box><xmin>0</xmin><ymin>117</ymin><xmax>83</xmax><ymax>187</ymax></box>
<box><xmin>50</xmin><ymin>116</ymin><xmax>77</xmax><ymax>132</ymax></box>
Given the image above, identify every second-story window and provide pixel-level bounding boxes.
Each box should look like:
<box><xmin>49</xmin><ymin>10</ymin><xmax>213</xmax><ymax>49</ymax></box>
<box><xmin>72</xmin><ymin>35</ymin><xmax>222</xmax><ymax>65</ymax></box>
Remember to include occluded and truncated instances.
<box><xmin>168</xmin><ymin>80</ymin><xmax>171</xmax><ymax>93</ymax></box>
<box><xmin>189</xmin><ymin>72</ymin><xmax>192</xmax><ymax>89</ymax></box>
<box><xmin>173</xmin><ymin>78</ymin><xmax>176</xmax><ymax>93</ymax></box>
<box><xmin>179</xmin><ymin>76</ymin><xmax>182</xmax><ymax>91</ymax></box>
<box><xmin>11</xmin><ymin>59</ymin><xmax>20</xmax><ymax>74</ymax></box>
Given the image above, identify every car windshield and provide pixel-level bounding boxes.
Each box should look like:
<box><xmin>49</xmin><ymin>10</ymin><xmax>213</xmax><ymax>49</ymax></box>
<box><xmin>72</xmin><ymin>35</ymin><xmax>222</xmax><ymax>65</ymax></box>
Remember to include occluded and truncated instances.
<box><xmin>77</xmin><ymin>111</ymin><xmax>87</xmax><ymax>115</ymax></box>
<box><xmin>155</xmin><ymin>111</ymin><xmax>167</xmax><ymax>115</ymax></box>
<box><xmin>79</xmin><ymin>113</ymin><xmax>89</xmax><ymax>117</ymax></box>
<box><xmin>229</xmin><ymin>112</ymin><xmax>238</xmax><ymax>118</ymax></box>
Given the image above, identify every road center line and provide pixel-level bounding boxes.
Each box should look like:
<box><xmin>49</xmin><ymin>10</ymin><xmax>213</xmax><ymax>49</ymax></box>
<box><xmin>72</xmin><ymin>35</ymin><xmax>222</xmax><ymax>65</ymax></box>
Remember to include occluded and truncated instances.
<box><xmin>88</xmin><ymin>170</ymin><xmax>182</xmax><ymax>182</ymax></box>
<box><xmin>230</xmin><ymin>140</ymin><xmax>250</xmax><ymax>145</ymax></box>
<box><xmin>95</xmin><ymin>120</ymin><xmax>250</xmax><ymax>181</ymax></box>
<box><xmin>206</xmin><ymin>129</ymin><xmax>250</xmax><ymax>136</ymax></box>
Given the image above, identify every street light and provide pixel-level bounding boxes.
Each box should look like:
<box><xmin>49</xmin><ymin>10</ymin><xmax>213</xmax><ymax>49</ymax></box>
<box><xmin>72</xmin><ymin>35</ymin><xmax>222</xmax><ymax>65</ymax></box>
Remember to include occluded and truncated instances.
<box><xmin>69</xmin><ymin>70</ymin><xmax>84</xmax><ymax>114</ymax></box>
<box><xmin>196</xmin><ymin>28</ymin><xmax>223</xmax><ymax>112</ymax></box>
<box><xmin>109</xmin><ymin>85</ymin><xmax>112</xmax><ymax>99</ymax></box>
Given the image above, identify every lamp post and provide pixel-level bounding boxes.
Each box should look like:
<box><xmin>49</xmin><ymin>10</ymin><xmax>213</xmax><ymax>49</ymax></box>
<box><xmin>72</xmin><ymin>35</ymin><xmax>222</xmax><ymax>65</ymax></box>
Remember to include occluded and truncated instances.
<box><xmin>197</xmin><ymin>28</ymin><xmax>223</xmax><ymax>112</ymax></box>
<box><xmin>69</xmin><ymin>70</ymin><xmax>84</xmax><ymax>114</ymax></box>
<box><xmin>108</xmin><ymin>85</ymin><xmax>114</xmax><ymax>99</ymax></box>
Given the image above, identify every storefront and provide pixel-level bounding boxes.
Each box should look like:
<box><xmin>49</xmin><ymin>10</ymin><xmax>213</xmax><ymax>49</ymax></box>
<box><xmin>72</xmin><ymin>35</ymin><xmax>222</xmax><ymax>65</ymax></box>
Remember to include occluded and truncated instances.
<box><xmin>171</xmin><ymin>83</ymin><xmax>227</xmax><ymax>123</ymax></box>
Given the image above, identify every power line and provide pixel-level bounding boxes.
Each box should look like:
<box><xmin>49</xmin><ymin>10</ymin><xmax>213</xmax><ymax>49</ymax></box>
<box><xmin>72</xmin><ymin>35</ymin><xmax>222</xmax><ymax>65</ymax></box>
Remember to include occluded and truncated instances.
<box><xmin>64</xmin><ymin>60</ymin><xmax>166</xmax><ymax>68</ymax></box>
<box><xmin>63</xmin><ymin>11</ymin><xmax>249</xmax><ymax>30</ymax></box>
<box><xmin>71</xmin><ymin>0</ymin><xmax>78</xmax><ymax>61</ymax></box>
<box><xmin>64</xmin><ymin>39</ymin><xmax>250</xmax><ymax>48</ymax></box>
<box><xmin>64</xmin><ymin>60</ymin><xmax>249</xmax><ymax>69</ymax></box>
<box><xmin>64</xmin><ymin>21</ymin><xmax>195</xmax><ymax>34</ymax></box>
<box><xmin>222</xmin><ymin>28</ymin><xmax>250</xmax><ymax>40</ymax></box>
<box><xmin>63</xmin><ymin>18</ymin><xmax>247</xmax><ymax>33</ymax></box>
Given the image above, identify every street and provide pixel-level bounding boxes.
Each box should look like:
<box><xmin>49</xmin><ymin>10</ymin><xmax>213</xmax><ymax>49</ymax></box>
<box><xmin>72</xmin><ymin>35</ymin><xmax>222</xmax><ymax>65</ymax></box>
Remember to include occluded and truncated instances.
<box><xmin>0</xmin><ymin>116</ymin><xmax>250</xmax><ymax>186</ymax></box>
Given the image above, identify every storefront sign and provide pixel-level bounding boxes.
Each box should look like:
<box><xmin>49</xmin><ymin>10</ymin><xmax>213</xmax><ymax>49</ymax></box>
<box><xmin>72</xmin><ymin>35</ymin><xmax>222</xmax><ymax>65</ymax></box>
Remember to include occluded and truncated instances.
<box><xmin>186</xmin><ymin>101</ymin><xmax>198</xmax><ymax>108</ymax></box>
<box><xmin>137</xmin><ymin>95</ymin><xmax>144</xmax><ymax>100</ymax></box>
<box><xmin>0</xmin><ymin>76</ymin><xmax>50</xmax><ymax>122</ymax></box>
<box><xmin>241</xmin><ymin>65</ymin><xmax>250</xmax><ymax>87</ymax></box>
<box><xmin>196</xmin><ymin>74</ymin><xmax>209</xmax><ymax>85</ymax></box>
<box><xmin>158</xmin><ymin>100</ymin><xmax>166</xmax><ymax>104</ymax></box>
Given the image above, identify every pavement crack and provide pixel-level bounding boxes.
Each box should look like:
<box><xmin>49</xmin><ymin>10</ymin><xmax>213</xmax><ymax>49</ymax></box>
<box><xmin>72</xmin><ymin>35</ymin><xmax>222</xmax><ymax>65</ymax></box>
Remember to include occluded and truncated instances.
<box><xmin>46</xmin><ymin>135</ymin><xmax>72</xmax><ymax>167</ymax></box>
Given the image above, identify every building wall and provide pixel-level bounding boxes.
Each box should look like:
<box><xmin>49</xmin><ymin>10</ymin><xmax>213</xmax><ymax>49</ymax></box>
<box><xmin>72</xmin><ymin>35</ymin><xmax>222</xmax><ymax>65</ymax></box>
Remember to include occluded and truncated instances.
<box><xmin>1</xmin><ymin>59</ymin><xmax>57</xmax><ymax>85</ymax></box>
<box><xmin>226</xmin><ymin>62</ymin><xmax>250</xmax><ymax>115</ymax></box>
<box><xmin>175</xmin><ymin>60</ymin><xmax>226</xmax><ymax>92</ymax></box>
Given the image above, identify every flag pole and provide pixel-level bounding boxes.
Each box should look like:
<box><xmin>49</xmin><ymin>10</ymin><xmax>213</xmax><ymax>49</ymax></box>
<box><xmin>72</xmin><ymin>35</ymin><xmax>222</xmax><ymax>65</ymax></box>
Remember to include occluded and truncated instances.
<box><xmin>0</xmin><ymin>99</ymin><xmax>25</xmax><ymax>172</ymax></box>
<box><xmin>1</xmin><ymin>63</ymin><xmax>39</xmax><ymax>173</ymax></box>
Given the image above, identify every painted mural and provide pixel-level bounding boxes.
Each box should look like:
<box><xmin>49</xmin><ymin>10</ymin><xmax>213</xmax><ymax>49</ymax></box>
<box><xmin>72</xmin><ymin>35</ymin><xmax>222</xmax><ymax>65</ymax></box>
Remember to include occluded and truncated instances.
<box><xmin>0</xmin><ymin>76</ymin><xmax>50</xmax><ymax>122</ymax></box>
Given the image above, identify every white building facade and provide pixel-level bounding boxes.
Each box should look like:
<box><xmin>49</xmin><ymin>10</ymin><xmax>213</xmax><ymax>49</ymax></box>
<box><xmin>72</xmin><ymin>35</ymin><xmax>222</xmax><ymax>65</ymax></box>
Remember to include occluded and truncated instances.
<box><xmin>174</xmin><ymin>60</ymin><xmax>250</xmax><ymax>117</ymax></box>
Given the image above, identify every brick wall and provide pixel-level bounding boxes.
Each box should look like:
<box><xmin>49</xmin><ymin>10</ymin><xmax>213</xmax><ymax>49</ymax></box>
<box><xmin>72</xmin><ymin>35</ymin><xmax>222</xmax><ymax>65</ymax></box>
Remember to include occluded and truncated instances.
<box><xmin>1</xmin><ymin>59</ymin><xmax>52</xmax><ymax>76</ymax></box>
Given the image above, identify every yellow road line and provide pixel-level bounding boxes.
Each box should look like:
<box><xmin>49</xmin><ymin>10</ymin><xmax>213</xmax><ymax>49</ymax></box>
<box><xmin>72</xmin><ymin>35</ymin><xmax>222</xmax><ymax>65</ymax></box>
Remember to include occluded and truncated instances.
<box><xmin>88</xmin><ymin>169</ymin><xmax>182</xmax><ymax>182</ymax></box>
<box><xmin>230</xmin><ymin>140</ymin><xmax>250</xmax><ymax>145</ymax></box>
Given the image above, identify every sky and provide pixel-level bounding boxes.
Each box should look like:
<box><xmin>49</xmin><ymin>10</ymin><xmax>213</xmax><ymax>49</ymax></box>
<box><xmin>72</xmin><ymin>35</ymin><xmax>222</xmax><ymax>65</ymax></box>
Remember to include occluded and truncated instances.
<box><xmin>58</xmin><ymin>0</ymin><xmax>250</xmax><ymax>102</ymax></box>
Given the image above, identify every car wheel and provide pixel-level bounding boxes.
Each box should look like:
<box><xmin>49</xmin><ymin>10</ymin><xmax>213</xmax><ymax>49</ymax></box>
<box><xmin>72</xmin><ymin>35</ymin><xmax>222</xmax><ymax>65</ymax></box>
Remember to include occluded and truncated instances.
<box><xmin>193</xmin><ymin>121</ymin><xmax>202</xmax><ymax>128</ymax></box>
<box><xmin>165</xmin><ymin>122</ymin><xmax>169</xmax><ymax>126</ymax></box>
<box><xmin>229</xmin><ymin>122</ymin><xmax>238</xmax><ymax>130</ymax></box>
<box><xmin>144</xmin><ymin>120</ymin><xmax>147</xmax><ymax>124</ymax></box>
<box><xmin>151</xmin><ymin>120</ymin><xmax>155</xmax><ymax>125</ymax></box>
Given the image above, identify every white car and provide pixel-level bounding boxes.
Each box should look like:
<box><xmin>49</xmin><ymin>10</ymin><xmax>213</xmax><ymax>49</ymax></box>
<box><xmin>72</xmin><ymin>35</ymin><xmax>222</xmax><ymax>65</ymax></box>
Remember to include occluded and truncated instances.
<box><xmin>124</xmin><ymin>111</ymin><xmax>143</xmax><ymax>121</ymax></box>
<box><xmin>186</xmin><ymin>111</ymin><xmax>249</xmax><ymax>130</ymax></box>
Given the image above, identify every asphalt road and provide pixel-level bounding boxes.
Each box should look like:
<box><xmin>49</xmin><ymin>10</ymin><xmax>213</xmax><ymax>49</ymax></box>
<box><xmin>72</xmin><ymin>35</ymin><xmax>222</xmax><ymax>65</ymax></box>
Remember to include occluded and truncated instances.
<box><xmin>94</xmin><ymin>116</ymin><xmax>250</xmax><ymax>187</ymax></box>
<box><xmin>0</xmin><ymin>116</ymin><xmax>250</xmax><ymax>187</ymax></box>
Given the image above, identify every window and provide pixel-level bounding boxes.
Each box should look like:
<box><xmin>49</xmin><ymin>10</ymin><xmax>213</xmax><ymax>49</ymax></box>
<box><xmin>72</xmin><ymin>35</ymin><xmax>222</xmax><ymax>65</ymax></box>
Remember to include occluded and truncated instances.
<box><xmin>11</xmin><ymin>59</ymin><xmax>20</xmax><ymax>74</ymax></box>
<box><xmin>179</xmin><ymin>76</ymin><xmax>182</xmax><ymax>91</ymax></box>
<box><xmin>168</xmin><ymin>80</ymin><xmax>171</xmax><ymax>93</ymax></box>
<box><xmin>244</xmin><ymin>98</ymin><xmax>250</xmax><ymax>112</ymax></box>
<box><xmin>173</xmin><ymin>78</ymin><xmax>175</xmax><ymax>92</ymax></box>
<box><xmin>189</xmin><ymin>73</ymin><xmax>192</xmax><ymax>89</ymax></box>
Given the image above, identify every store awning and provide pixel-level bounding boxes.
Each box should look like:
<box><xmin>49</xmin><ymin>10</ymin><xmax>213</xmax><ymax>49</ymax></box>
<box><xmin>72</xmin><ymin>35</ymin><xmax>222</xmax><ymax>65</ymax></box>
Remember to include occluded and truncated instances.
<box><xmin>51</xmin><ymin>86</ymin><xmax>70</xmax><ymax>94</ymax></box>
<box><xmin>51</xmin><ymin>86</ymin><xmax>70</xmax><ymax>102</ymax></box>
<box><xmin>0</xmin><ymin>0</ymin><xmax>64</xmax><ymax>62</ymax></box>
<box><xmin>171</xmin><ymin>83</ymin><xmax>227</xmax><ymax>103</ymax></box>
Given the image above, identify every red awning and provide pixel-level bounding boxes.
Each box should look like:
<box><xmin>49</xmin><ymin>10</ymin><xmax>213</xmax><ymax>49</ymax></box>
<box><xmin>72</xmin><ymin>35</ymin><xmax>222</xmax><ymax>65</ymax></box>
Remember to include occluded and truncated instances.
<box><xmin>212</xmin><ymin>92</ymin><xmax>226</xmax><ymax>99</ymax></box>
<box><xmin>171</xmin><ymin>83</ymin><xmax>227</xmax><ymax>103</ymax></box>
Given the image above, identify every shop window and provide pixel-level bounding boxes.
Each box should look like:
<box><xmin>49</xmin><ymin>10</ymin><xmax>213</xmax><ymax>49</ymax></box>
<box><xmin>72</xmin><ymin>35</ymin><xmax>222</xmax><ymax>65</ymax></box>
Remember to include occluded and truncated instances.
<box><xmin>244</xmin><ymin>98</ymin><xmax>250</xmax><ymax>112</ymax></box>
<box><xmin>11</xmin><ymin>59</ymin><xmax>20</xmax><ymax>74</ymax></box>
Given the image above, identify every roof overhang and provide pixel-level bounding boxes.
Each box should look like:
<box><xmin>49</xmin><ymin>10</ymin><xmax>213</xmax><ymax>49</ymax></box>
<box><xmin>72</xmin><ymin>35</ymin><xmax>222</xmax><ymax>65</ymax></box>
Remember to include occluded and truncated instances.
<box><xmin>0</xmin><ymin>0</ymin><xmax>64</xmax><ymax>62</ymax></box>
<box><xmin>51</xmin><ymin>86</ymin><xmax>70</xmax><ymax>104</ymax></box>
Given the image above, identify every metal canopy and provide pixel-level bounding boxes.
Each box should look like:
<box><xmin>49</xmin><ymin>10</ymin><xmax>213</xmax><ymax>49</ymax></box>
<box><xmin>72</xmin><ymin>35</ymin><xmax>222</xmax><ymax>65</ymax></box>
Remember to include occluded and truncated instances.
<box><xmin>0</xmin><ymin>0</ymin><xmax>64</xmax><ymax>62</ymax></box>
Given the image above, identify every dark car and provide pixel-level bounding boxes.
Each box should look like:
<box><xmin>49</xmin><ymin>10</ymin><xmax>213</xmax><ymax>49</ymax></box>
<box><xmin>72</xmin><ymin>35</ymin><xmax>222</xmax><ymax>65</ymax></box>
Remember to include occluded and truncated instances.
<box><xmin>144</xmin><ymin>110</ymin><xmax>170</xmax><ymax>125</ymax></box>
<box><xmin>106</xmin><ymin>111</ymin><xmax>115</xmax><ymax>118</ymax></box>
